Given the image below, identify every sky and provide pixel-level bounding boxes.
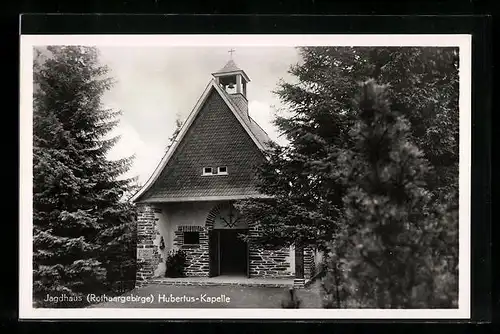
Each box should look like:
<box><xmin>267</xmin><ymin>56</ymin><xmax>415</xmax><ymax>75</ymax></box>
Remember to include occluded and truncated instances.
<box><xmin>99</xmin><ymin>47</ymin><xmax>301</xmax><ymax>185</ymax></box>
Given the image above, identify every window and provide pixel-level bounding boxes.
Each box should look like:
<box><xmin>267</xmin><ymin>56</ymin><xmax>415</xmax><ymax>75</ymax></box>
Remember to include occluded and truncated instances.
<box><xmin>218</xmin><ymin>166</ymin><xmax>228</xmax><ymax>175</ymax></box>
<box><xmin>183</xmin><ymin>232</ymin><xmax>200</xmax><ymax>245</ymax></box>
<box><xmin>202</xmin><ymin>166</ymin><xmax>229</xmax><ymax>176</ymax></box>
<box><xmin>202</xmin><ymin>167</ymin><xmax>213</xmax><ymax>176</ymax></box>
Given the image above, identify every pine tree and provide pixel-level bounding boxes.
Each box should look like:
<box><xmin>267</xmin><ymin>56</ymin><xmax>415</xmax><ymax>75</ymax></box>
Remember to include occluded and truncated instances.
<box><xmin>328</xmin><ymin>80</ymin><xmax>458</xmax><ymax>308</ymax></box>
<box><xmin>33</xmin><ymin>46</ymin><xmax>137</xmax><ymax>307</ymax></box>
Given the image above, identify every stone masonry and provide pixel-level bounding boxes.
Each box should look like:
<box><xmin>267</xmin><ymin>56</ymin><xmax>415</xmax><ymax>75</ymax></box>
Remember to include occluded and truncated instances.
<box><xmin>247</xmin><ymin>220</ymin><xmax>293</xmax><ymax>278</ymax></box>
<box><xmin>249</xmin><ymin>246</ymin><xmax>294</xmax><ymax>278</ymax></box>
<box><xmin>304</xmin><ymin>247</ymin><xmax>315</xmax><ymax>279</ymax></box>
<box><xmin>135</xmin><ymin>204</ymin><xmax>162</xmax><ymax>286</ymax></box>
<box><xmin>136</xmin><ymin>202</ymin><xmax>315</xmax><ymax>284</ymax></box>
<box><xmin>173</xmin><ymin>225</ymin><xmax>210</xmax><ymax>277</ymax></box>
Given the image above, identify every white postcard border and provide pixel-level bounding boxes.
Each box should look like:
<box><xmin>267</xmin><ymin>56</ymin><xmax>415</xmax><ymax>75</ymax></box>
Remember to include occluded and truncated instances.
<box><xmin>19</xmin><ymin>34</ymin><xmax>472</xmax><ymax>319</ymax></box>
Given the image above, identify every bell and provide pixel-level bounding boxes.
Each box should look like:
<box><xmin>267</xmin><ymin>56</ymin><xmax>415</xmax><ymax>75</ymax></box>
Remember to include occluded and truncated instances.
<box><xmin>227</xmin><ymin>83</ymin><xmax>235</xmax><ymax>89</ymax></box>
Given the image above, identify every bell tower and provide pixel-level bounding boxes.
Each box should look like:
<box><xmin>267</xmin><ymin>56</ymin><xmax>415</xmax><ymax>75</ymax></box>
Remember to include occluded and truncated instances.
<box><xmin>212</xmin><ymin>50</ymin><xmax>251</xmax><ymax>117</ymax></box>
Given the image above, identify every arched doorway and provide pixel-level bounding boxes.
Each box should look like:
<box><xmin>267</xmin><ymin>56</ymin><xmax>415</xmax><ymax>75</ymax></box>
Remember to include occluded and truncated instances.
<box><xmin>206</xmin><ymin>202</ymin><xmax>249</xmax><ymax>277</ymax></box>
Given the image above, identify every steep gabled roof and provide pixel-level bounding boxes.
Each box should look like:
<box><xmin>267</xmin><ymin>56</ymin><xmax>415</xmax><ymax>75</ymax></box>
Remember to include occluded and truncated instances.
<box><xmin>224</xmin><ymin>92</ymin><xmax>273</xmax><ymax>150</ymax></box>
<box><xmin>131</xmin><ymin>80</ymin><xmax>273</xmax><ymax>203</ymax></box>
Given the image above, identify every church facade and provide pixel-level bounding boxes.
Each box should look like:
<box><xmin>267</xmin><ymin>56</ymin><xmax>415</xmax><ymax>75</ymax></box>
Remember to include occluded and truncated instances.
<box><xmin>132</xmin><ymin>59</ymin><xmax>320</xmax><ymax>287</ymax></box>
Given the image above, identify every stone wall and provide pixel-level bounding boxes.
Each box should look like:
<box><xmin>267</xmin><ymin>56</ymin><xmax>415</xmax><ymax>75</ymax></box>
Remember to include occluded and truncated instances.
<box><xmin>173</xmin><ymin>225</ymin><xmax>210</xmax><ymax>277</ymax></box>
<box><xmin>136</xmin><ymin>204</ymin><xmax>162</xmax><ymax>285</ymax></box>
<box><xmin>249</xmin><ymin>246</ymin><xmax>294</xmax><ymax>278</ymax></box>
<box><xmin>136</xmin><ymin>201</ymin><xmax>312</xmax><ymax>282</ymax></box>
<box><xmin>304</xmin><ymin>247</ymin><xmax>315</xmax><ymax>279</ymax></box>
<box><xmin>247</xmin><ymin>220</ymin><xmax>294</xmax><ymax>278</ymax></box>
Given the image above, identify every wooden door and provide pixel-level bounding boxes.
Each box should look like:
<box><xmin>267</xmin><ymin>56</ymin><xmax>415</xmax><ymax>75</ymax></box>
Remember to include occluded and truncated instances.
<box><xmin>239</xmin><ymin>229</ymin><xmax>249</xmax><ymax>277</ymax></box>
<box><xmin>209</xmin><ymin>230</ymin><xmax>219</xmax><ymax>277</ymax></box>
<box><xmin>246</xmin><ymin>234</ymin><xmax>250</xmax><ymax>278</ymax></box>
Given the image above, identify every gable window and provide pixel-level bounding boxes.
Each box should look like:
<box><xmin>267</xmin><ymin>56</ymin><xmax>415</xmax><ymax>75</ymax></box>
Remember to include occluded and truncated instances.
<box><xmin>202</xmin><ymin>166</ymin><xmax>229</xmax><ymax>176</ymax></box>
<box><xmin>202</xmin><ymin>167</ymin><xmax>213</xmax><ymax>176</ymax></box>
<box><xmin>218</xmin><ymin>166</ymin><xmax>228</xmax><ymax>175</ymax></box>
<box><xmin>183</xmin><ymin>231</ymin><xmax>200</xmax><ymax>245</ymax></box>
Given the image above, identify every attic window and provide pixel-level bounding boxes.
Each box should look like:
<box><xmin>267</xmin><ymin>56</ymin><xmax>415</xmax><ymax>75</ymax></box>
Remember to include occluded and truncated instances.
<box><xmin>202</xmin><ymin>167</ymin><xmax>213</xmax><ymax>176</ymax></box>
<box><xmin>218</xmin><ymin>166</ymin><xmax>228</xmax><ymax>175</ymax></box>
<box><xmin>202</xmin><ymin>166</ymin><xmax>229</xmax><ymax>176</ymax></box>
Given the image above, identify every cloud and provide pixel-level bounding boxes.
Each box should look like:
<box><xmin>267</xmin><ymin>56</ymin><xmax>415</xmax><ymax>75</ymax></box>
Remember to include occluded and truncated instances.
<box><xmin>248</xmin><ymin>100</ymin><xmax>288</xmax><ymax>146</ymax></box>
<box><xmin>106</xmin><ymin>122</ymin><xmax>164</xmax><ymax>186</ymax></box>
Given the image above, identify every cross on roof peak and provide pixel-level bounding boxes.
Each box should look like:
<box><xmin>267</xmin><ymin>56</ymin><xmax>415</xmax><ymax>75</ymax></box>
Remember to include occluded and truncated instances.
<box><xmin>228</xmin><ymin>48</ymin><xmax>236</xmax><ymax>59</ymax></box>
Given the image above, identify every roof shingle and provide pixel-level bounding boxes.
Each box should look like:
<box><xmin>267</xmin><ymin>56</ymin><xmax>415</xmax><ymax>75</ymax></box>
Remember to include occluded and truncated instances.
<box><xmin>139</xmin><ymin>88</ymin><xmax>267</xmax><ymax>202</ymax></box>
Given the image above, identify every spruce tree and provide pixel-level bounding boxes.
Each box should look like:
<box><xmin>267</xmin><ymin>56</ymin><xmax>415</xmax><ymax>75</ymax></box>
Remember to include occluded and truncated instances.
<box><xmin>327</xmin><ymin>80</ymin><xmax>458</xmax><ymax>308</ymax></box>
<box><xmin>237</xmin><ymin>47</ymin><xmax>458</xmax><ymax>252</ymax></box>
<box><xmin>33</xmin><ymin>46</ymin><xmax>137</xmax><ymax>307</ymax></box>
<box><xmin>236</xmin><ymin>47</ymin><xmax>459</xmax><ymax>308</ymax></box>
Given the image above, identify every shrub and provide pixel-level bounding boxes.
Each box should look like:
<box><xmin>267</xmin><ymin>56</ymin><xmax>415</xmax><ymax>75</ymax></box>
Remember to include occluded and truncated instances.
<box><xmin>165</xmin><ymin>249</ymin><xmax>187</xmax><ymax>278</ymax></box>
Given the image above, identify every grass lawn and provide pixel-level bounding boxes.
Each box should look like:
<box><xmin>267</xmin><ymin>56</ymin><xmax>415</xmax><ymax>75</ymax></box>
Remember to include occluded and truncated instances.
<box><xmin>90</xmin><ymin>282</ymin><xmax>324</xmax><ymax>308</ymax></box>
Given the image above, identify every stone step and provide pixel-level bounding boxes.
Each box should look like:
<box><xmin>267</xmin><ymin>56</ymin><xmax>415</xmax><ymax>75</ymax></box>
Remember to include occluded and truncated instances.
<box><xmin>146</xmin><ymin>279</ymin><xmax>301</xmax><ymax>288</ymax></box>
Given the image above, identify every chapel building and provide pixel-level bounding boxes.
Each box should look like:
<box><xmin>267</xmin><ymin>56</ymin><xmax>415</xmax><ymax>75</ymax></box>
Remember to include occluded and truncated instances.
<box><xmin>132</xmin><ymin>58</ymin><xmax>320</xmax><ymax>287</ymax></box>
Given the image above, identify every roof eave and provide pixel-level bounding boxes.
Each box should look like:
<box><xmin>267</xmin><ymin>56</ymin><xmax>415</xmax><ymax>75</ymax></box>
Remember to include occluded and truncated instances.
<box><xmin>136</xmin><ymin>194</ymin><xmax>272</xmax><ymax>204</ymax></box>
